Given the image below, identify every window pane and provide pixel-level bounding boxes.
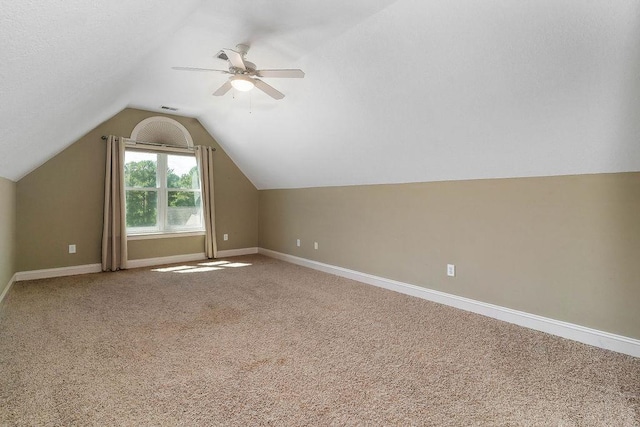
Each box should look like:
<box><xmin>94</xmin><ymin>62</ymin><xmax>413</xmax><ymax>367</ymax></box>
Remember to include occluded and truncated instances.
<box><xmin>167</xmin><ymin>155</ymin><xmax>200</xmax><ymax>189</ymax></box>
<box><xmin>167</xmin><ymin>191</ymin><xmax>202</xmax><ymax>228</ymax></box>
<box><xmin>125</xmin><ymin>190</ymin><xmax>158</xmax><ymax>227</ymax></box>
<box><xmin>124</xmin><ymin>152</ymin><xmax>157</xmax><ymax>188</ymax></box>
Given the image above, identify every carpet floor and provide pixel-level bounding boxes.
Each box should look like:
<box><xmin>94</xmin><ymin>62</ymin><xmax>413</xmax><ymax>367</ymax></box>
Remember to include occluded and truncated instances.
<box><xmin>0</xmin><ymin>254</ymin><xmax>638</xmax><ymax>426</ymax></box>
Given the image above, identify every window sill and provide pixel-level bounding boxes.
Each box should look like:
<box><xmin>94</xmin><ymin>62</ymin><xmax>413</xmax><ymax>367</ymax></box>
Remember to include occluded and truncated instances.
<box><xmin>127</xmin><ymin>231</ymin><xmax>205</xmax><ymax>241</ymax></box>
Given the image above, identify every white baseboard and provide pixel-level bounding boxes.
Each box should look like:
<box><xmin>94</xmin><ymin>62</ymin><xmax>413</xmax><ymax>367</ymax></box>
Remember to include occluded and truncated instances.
<box><xmin>12</xmin><ymin>248</ymin><xmax>259</xmax><ymax>281</ymax></box>
<box><xmin>127</xmin><ymin>253</ymin><xmax>206</xmax><ymax>269</ymax></box>
<box><xmin>129</xmin><ymin>248</ymin><xmax>258</xmax><ymax>268</ymax></box>
<box><xmin>258</xmin><ymin>248</ymin><xmax>640</xmax><ymax>358</ymax></box>
<box><xmin>16</xmin><ymin>264</ymin><xmax>102</xmax><ymax>281</ymax></box>
<box><xmin>217</xmin><ymin>247</ymin><xmax>258</xmax><ymax>258</ymax></box>
<box><xmin>0</xmin><ymin>273</ymin><xmax>17</xmax><ymax>307</ymax></box>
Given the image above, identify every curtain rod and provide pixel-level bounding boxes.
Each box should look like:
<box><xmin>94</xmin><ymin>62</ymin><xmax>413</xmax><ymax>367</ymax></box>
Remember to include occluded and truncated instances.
<box><xmin>100</xmin><ymin>135</ymin><xmax>215</xmax><ymax>151</ymax></box>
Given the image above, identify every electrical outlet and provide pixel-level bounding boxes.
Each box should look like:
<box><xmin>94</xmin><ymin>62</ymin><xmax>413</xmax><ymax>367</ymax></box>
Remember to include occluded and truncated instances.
<box><xmin>314</xmin><ymin>242</ymin><xmax>318</xmax><ymax>250</ymax></box>
<box><xmin>447</xmin><ymin>264</ymin><xmax>455</xmax><ymax>277</ymax></box>
<box><xmin>69</xmin><ymin>244</ymin><xmax>76</xmax><ymax>254</ymax></box>
<box><xmin>296</xmin><ymin>239</ymin><xmax>301</xmax><ymax>247</ymax></box>
<box><xmin>223</xmin><ymin>233</ymin><xmax>228</xmax><ymax>241</ymax></box>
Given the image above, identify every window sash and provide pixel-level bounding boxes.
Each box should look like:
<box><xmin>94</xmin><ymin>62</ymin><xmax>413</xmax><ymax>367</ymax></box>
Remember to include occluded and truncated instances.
<box><xmin>124</xmin><ymin>150</ymin><xmax>203</xmax><ymax>235</ymax></box>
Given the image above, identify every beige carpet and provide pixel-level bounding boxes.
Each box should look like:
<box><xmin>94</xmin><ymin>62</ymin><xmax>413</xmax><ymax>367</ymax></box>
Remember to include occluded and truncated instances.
<box><xmin>0</xmin><ymin>254</ymin><xmax>638</xmax><ymax>426</ymax></box>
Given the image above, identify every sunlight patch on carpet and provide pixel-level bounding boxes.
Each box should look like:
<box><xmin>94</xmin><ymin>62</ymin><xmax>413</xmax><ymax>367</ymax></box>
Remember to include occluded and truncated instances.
<box><xmin>151</xmin><ymin>260</ymin><xmax>252</xmax><ymax>274</ymax></box>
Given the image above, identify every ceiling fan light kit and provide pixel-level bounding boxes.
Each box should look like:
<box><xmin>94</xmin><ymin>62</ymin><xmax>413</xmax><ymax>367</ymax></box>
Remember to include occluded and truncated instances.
<box><xmin>173</xmin><ymin>44</ymin><xmax>304</xmax><ymax>100</ymax></box>
<box><xmin>230</xmin><ymin>75</ymin><xmax>255</xmax><ymax>92</ymax></box>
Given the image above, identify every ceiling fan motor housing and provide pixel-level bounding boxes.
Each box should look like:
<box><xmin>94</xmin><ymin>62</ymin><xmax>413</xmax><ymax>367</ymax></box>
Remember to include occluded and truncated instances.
<box><xmin>231</xmin><ymin>61</ymin><xmax>257</xmax><ymax>75</ymax></box>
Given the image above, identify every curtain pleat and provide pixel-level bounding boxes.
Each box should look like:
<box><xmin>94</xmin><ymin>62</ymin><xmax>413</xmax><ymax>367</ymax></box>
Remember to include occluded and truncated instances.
<box><xmin>196</xmin><ymin>146</ymin><xmax>217</xmax><ymax>259</ymax></box>
<box><xmin>101</xmin><ymin>136</ymin><xmax>128</xmax><ymax>271</ymax></box>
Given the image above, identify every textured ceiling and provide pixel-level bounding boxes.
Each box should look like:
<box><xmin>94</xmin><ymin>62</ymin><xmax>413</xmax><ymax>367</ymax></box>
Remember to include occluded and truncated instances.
<box><xmin>2</xmin><ymin>0</ymin><xmax>640</xmax><ymax>188</ymax></box>
<box><xmin>0</xmin><ymin>0</ymin><xmax>201</xmax><ymax>181</ymax></box>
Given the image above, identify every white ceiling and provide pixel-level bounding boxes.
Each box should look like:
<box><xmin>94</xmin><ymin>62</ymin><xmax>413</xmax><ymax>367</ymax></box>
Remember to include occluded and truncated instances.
<box><xmin>2</xmin><ymin>0</ymin><xmax>639</xmax><ymax>188</ymax></box>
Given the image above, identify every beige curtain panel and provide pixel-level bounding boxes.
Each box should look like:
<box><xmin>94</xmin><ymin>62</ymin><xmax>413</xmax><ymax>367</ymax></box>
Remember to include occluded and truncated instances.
<box><xmin>196</xmin><ymin>145</ymin><xmax>218</xmax><ymax>259</ymax></box>
<box><xmin>101</xmin><ymin>135</ymin><xmax>128</xmax><ymax>271</ymax></box>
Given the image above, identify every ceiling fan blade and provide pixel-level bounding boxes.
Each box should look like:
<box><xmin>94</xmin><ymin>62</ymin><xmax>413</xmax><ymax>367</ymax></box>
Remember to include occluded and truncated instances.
<box><xmin>222</xmin><ymin>49</ymin><xmax>246</xmax><ymax>70</ymax></box>
<box><xmin>256</xmin><ymin>69</ymin><xmax>305</xmax><ymax>78</ymax></box>
<box><xmin>172</xmin><ymin>66</ymin><xmax>229</xmax><ymax>74</ymax></box>
<box><xmin>253</xmin><ymin>79</ymin><xmax>285</xmax><ymax>100</ymax></box>
<box><xmin>213</xmin><ymin>80</ymin><xmax>233</xmax><ymax>96</ymax></box>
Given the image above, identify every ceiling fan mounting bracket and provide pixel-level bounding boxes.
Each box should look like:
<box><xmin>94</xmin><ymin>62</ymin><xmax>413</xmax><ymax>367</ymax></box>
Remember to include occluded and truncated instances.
<box><xmin>236</xmin><ymin>44</ymin><xmax>250</xmax><ymax>56</ymax></box>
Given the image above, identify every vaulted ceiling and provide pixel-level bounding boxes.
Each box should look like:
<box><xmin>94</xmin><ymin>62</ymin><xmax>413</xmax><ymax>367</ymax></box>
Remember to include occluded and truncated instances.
<box><xmin>2</xmin><ymin>1</ymin><xmax>639</xmax><ymax>188</ymax></box>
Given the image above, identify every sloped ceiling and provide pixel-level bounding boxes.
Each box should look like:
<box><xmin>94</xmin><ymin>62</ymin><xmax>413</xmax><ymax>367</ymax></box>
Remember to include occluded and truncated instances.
<box><xmin>2</xmin><ymin>1</ymin><xmax>640</xmax><ymax>188</ymax></box>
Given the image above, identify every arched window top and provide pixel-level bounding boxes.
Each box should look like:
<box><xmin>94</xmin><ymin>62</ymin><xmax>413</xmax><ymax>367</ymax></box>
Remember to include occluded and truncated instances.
<box><xmin>131</xmin><ymin>116</ymin><xmax>194</xmax><ymax>148</ymax></box>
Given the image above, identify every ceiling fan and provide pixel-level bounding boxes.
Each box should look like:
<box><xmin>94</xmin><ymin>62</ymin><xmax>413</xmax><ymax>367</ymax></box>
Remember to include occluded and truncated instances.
<box><xmin>172</xmin><ymin>44</ymin><xmax>304</xmax><ymax>100</ymax></box>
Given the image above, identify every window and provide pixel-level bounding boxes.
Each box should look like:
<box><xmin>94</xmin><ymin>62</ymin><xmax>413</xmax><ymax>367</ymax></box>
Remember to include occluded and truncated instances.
<box><xmin>124</xmin><ymin>149</ymin><xmax>203</xmax><ymax>235</ymax></box>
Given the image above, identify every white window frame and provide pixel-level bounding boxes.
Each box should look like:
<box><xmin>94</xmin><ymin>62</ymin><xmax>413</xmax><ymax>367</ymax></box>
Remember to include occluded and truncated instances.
<box><xmin>124</xmin><ymin>146</ymin><xmax>204</xmax><ymax>237</ymax></box>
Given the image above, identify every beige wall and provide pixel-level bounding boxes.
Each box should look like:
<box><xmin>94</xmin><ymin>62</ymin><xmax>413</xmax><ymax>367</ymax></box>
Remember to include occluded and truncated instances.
<box><xmin>0</xmin><ymin>177</ymin><xmax>16</xmax><ymax>295</ymax></box>
<box><xmin>127</xmin><ymin>236</ymin><xmax>205</xmax><ymax>260</ymax></box>
<box><xmin>17</xmin><ymin>108</ymin><xmax>258</xmax><ymax>271</ymax></box>
<box><xmin>259</xmin><ymin>173</ymin><xmax>640</xmax><ymax>340</ymax></box>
